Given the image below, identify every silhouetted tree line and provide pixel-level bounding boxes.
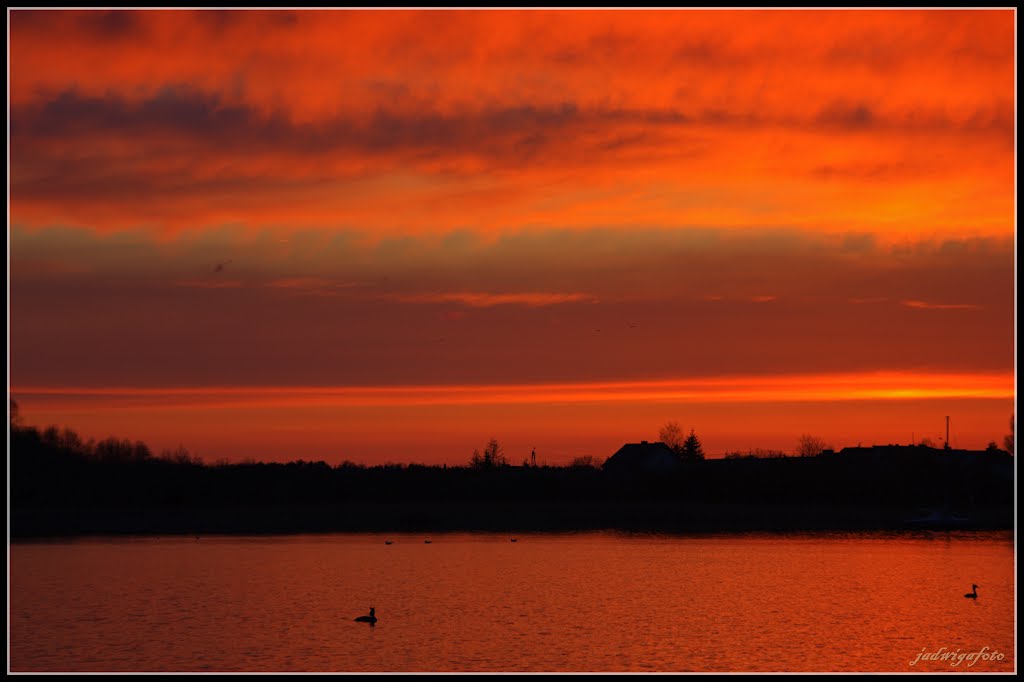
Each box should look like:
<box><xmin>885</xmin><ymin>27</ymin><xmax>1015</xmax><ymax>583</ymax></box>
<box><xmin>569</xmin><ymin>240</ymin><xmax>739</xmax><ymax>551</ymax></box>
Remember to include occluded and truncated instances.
<box><xmin>659</xmin><ymin>421</ymin><xmax>705</xmax><ymax>460</ymax></box>
<box><xmin>9</xmin><ymin>407</ymin><xmax>1014</xmax><ymax>536</ymax></box>
<box><xmin>1004</xmin><ymin>414</ymin><xmax>1014</xmax><ymax>455</ymax></box>
<box><xmin>724</xmin><ymin>448</ymin><xmax>790</xmax><ymax>459</ymax></box>
<box><xmin>469</xmin><ymin>439</ymin><xmax>508</xmax><ymax>469</ymax></box>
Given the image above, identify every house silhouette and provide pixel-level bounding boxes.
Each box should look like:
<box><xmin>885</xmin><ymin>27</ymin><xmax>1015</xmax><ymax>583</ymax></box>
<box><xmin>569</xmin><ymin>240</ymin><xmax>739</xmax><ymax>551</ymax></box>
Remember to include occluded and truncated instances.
<box><xmin>603</xmin><ymin>440</ymin><xmax>681</xmax><ymax>473</ymax></box>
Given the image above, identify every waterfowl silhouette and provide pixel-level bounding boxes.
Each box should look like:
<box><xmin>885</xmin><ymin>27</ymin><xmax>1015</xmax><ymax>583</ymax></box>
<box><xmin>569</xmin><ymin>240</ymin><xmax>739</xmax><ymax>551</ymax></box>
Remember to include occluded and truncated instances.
<box><xmin>424</xmin><ymin>539</ymin><xmax>432</xmax><ymax>544</ymax></box>
<box><xmin>510</xmin><ymin>538</ymin><xmax>518</xmax><ymax>542</ymax></box>
<box><xmin>964</xmin><ymin>584</ymin><xmax>979</xmax><ymax>599</ymax></box>
<box><xmin>385</xmin><ymin>540</ymin><xmax>393</xmax><ymax>545</ymax></box>
<box><xmin>355</xmin><ymin>607</ymin><xmax>377</xmax><ymax>624</ymax></box>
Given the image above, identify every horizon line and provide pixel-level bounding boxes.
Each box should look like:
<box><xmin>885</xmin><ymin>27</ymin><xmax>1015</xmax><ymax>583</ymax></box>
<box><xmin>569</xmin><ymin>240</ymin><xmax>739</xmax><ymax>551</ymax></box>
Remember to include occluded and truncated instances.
<box><xmin>10</xmin><ymin>370</ymin><xmax>1014</xmax><ymax>409</ymax></box>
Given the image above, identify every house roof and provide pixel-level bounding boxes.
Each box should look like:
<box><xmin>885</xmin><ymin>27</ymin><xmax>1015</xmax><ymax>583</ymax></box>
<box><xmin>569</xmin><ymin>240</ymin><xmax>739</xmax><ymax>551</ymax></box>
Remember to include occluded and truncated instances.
<box><xmin>603</xmin><ymin>440</ymin><xmax>681</xmax><ymax>472</ymax></box>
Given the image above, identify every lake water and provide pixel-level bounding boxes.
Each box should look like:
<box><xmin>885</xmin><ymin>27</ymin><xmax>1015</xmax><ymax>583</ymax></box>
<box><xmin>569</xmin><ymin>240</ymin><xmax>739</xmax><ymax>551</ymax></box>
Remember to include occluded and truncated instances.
<box><xmin>9</xmin><ymin>531</ymin><xmax>1015</xmax><ymax>672</ymax></box>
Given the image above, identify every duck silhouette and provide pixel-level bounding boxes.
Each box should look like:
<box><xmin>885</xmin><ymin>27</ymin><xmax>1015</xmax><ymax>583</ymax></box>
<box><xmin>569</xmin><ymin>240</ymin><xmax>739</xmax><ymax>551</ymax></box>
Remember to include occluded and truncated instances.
<box><xmin>385</xmin><ymin>540</ymin><xmax>393</xmax><ymax>545</ymax></box>
<box><xmin>964</xmin><ymin>584</ymin><xmax>979</xmax><ymax>599</ymax></box>
<box><xmin>355</xmin><ymin>607</ymin><xmax>377</xmax><ymax>624</ymax></box>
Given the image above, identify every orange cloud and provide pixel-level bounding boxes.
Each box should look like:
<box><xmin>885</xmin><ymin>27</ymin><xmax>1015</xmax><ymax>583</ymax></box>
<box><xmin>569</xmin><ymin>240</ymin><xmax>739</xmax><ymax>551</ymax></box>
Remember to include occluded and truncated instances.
<box><xmin>13</xmin><ymin>371</ymin><xmax>1013</xmax><ymax>410</ymax></box>
<box><xmin>8</xmin><ymin>11</ymin><xmax>1015</xmax><ymax>463</ymax></box>
<box><xmin>9</xmin><ymin>9</ymin><xmax>1014</xmax><ymax>239</ymax></box>
<box><xmin>901</xmin><ymin>300</ymin><xmax>981</xmax><ymax>310</ymax></box>
<box><xmin>392</xmin><ymin>291</ymin><xmax>598</xmax><ymax>307</ymax></box>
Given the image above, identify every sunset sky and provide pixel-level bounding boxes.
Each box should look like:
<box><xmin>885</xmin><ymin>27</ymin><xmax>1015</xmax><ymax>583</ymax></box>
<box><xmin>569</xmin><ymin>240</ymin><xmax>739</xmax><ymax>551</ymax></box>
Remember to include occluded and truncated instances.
<box><xmin>8</xmin><ymin>9</ymin><xmax>1016</xmax><ymax>465</ymax></box>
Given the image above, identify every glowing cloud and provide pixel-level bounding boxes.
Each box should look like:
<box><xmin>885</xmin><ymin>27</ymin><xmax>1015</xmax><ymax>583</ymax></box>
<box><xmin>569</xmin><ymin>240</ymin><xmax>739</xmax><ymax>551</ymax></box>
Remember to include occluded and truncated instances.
<box><xmin>13</xmin><ymin>371</ymin><xmax>1013</xmax><ymax>411</ymax></box>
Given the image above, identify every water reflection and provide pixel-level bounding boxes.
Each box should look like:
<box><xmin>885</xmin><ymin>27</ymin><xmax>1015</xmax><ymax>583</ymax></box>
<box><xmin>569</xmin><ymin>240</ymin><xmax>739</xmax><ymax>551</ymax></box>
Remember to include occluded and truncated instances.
<box><xmin>10</xmin><ymin>531</ymin><xmax>1014</xmax><ymax>672</ymax></box>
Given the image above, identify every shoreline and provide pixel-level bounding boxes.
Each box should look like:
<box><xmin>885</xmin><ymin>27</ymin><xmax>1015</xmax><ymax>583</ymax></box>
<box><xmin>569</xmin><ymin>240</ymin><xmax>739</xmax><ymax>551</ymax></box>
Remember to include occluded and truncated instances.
<box><xmin>11</xmin><ymin>501</ymin><xmax>1013</xmax><ymax>539</ymax></box>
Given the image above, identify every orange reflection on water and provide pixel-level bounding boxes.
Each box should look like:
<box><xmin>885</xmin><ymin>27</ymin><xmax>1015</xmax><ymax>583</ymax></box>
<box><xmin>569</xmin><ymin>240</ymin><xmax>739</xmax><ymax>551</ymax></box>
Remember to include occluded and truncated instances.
<box><xmin>9</xmin><ymin>532</ymin><xmax>1015</xmax><ymax>672</ymax></box>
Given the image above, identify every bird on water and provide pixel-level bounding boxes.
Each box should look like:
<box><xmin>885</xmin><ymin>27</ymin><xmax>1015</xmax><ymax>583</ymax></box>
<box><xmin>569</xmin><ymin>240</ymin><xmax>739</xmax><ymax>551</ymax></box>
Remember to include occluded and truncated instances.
<box><xmin>964</xmin><ymin>584</ymin><xmax>980</xmax><ymax>599</ymax></box>
<box><xmin>355</xmin><ymin>607</ymin><xmax>378</xmax><ymax>624</ymax></box>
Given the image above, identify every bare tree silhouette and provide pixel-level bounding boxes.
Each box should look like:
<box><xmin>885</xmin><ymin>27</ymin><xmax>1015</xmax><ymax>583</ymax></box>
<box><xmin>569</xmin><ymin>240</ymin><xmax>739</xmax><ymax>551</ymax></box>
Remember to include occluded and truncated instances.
<box><xmin>569</xmin><ymin>455</ymin><xmax>604</xmax><ymax>469</ymax></box>
<box><xmin>659</xmin><ymin>421</ymin><xmax>684</xmax><ymax>455</ymax></box>
<box><xmin>796</xmin><ymin>434</ymin><xmax>829</xmax><ymax>458</ymax></box>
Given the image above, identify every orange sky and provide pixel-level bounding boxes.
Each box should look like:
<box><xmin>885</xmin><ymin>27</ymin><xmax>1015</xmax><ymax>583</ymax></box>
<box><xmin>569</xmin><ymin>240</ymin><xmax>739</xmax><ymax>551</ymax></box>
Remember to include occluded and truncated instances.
<box><xmin>8</xmin><ymin>9</ymin><xmax>1016</xmax><ymax>463</ymax></box>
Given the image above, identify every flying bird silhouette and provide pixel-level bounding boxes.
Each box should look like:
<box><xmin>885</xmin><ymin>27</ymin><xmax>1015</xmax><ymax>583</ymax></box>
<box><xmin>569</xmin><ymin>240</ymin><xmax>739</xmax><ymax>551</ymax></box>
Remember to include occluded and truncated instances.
<box><xmin>214</xmin><ymin>259</ymin><xmax>232</xmax><ymax>273</ymax></box>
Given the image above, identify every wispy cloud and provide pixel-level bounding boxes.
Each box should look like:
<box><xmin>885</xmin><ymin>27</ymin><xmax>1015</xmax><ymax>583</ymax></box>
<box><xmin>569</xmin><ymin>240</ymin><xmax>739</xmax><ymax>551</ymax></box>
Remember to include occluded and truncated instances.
<box><xmin>174</xmin><ymin>277</ymin><xmax>597</xmax><ymax>307</ymax></box>
<box><xmin>697</xmin><ymin>294</ymin><xmax>777</xmax><ymax>303</ymax></box>
<box><xmin>264</xmin><ymin>277</ymin><xmax>363</xmax><ymax>296</ymax></box>
<box><xmin>390</xmin><ymin>291</ymin><xmax>599</xmax><ymax>308</ymax></box>
<box><xmin>901</xmin><ymin>299</ymin><xmax>980</xmax><ymax>310</ymax></box>
<box><xmin>13</xmin><ymin>370</ymin><xmax>1013</xmax><ymax>410</ymax></box>
<box><xmin>173</xmin><ymin>278</ymin><xmax>244</xmax><ymax>289</ymax></box>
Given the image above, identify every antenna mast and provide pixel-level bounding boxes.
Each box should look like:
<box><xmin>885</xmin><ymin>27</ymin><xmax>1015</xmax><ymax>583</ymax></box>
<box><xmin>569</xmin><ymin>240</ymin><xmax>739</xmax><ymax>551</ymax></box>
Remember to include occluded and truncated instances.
<box><xmin>945</xmin><ymin>416</ymin><xmax>951</xmax><ymax>450</ymax></box>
